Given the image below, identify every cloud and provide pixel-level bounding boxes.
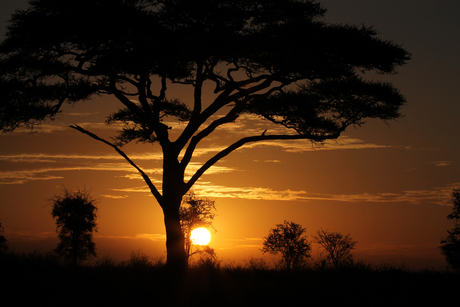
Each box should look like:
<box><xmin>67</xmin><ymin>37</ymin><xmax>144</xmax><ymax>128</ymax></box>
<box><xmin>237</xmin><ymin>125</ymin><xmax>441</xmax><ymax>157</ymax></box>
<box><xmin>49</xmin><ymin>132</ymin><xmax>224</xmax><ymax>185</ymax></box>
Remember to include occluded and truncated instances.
<box><xmin>110</xmin><ymin>186</ymin><xmax>153</xmax><ymax>193</ymax></box>
<box><xmin>192</xmin><ymin>183</ymin><xmax>311</xmax><ymax>201</ymax></box>
<box><xmin>0</xmin><ymin>152</ymin><xmax>164</xmax><ymax>162</ymax></box>
<box><xmin>5</xmin><ymin>230</ymin><xmax>56</xmax><ymax>241</ymax></box>
<box><xmin>192</xmin><ymin>182</ymin><xmax>458</xmax><ymax>206</ymax></box>
<box><xmin>238</xmin><ymin>137</ymin><xmax>390</xmax><ymax>153</ymax></box>
<box><xmin>221</xmin><ymin>238</ymin><xmax>264</xmax><ymax>249</ymax></box>
<box><xmin>135</xmin><ymin>233</ymin><xmax>166</xmax><ymax>241</ymax></box>
<box><xmin>0</xmin><ymin>169</ymin><xmax>65</xmax><ymax>185</ymax></box>
<box><xmin>95</xmin><ymin>233</ymin><xmax>166</xmax><ymax>241</ymax></box>
<box><xmin>105</xmin><ymin>179</ymin><xmax>456</xmax><ymax>206</ymax></box>
<box><xmin>184</xmin><ymin>162</ymin><xmax>236</xmax><ymax>178</ymax></box>
<box><xmin>13</xmin><ymin>123</ymin><xmax>70</xmax><ymax>133</ymax></box>
<box><xmin>66</xmin><ymin>112</ymin><xmax>96</xmax><ymax>116</ymax></box>
<box><xmin>0</xmin><ymin>163</ymin><xmax>141</xmax><ymax>185</ymax></box>
<box><xmin>99</xmin><ymin>194</ymin><xmax>130</xmax><ymax>199</ymax></box>
<box><xmin>429</xmin><ymin>161</ymin><xmax>452</xmax><ymax>167</ymax></box>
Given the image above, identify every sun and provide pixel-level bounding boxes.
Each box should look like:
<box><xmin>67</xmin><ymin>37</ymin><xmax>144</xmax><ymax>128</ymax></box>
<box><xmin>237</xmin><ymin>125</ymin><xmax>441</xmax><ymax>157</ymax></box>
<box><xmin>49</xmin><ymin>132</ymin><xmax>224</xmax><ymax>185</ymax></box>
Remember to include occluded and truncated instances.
<box><xmin>190</xmin><ymin>227</ymin><xmax>211</xmax><ymax>245</ymax></box>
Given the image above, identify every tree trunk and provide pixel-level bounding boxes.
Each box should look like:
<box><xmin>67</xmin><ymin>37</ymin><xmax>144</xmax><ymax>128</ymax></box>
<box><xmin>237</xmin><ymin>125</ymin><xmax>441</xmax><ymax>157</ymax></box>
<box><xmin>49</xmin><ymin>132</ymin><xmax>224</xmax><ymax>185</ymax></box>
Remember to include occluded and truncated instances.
<box><xmin>160</xmin><ymin>142</ymin><xmax>187</xmax><ymax>272</ymax></box>
<box><xmin>163</xmin><ymin>204</ymin><xmax>187</xmax><ymax>270</ymax></box>
<box><xmin>161</xmin><ymin>150</ymin><xmax>188</xmax><ymax>271</ymax></box>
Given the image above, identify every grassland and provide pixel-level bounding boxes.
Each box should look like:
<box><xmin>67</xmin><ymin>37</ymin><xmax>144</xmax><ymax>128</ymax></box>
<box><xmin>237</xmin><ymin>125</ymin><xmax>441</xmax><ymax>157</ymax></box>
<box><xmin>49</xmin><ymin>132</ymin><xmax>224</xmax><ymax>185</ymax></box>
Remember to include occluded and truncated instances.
<box><xmin>1</xmin><ymin>251</ymin><xmax>458</xmax><ymax>306</ymax></box>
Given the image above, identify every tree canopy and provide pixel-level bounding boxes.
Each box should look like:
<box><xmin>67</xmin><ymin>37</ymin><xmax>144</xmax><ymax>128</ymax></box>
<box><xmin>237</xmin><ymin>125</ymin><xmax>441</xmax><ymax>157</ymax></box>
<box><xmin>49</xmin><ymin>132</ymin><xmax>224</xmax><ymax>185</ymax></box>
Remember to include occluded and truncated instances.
<box><xmin>0</xmin><ymin>0</ymin><xmax>410</xmax><ymax>267</ymax></box>
<box><xmin>315</xmin><ymin>229</ymin><xmax>357</xmax><ymax>268</ymax></box>
<box><xmin>262</xmin><ymin>220</ymin><xmax>312</xmax><ymax>270</ymax></box>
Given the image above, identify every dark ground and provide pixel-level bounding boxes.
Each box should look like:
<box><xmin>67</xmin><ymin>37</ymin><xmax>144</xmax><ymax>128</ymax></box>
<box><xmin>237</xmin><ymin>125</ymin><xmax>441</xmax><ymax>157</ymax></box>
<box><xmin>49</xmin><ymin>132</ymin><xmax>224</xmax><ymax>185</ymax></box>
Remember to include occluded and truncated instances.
<box><xmin>1</xmin><ymin>252</ymin><xmax>458</xmax><ymax>307</ymax></box>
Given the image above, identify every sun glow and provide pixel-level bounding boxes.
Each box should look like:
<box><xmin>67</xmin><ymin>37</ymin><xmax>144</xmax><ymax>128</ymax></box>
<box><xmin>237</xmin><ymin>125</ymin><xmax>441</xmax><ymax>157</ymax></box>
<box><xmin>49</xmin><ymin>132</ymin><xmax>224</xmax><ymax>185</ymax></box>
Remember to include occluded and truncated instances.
<box><xmin>190</xmin><ymin>227</ymin><xmax>211</xmax><ymax>245</ymax></box>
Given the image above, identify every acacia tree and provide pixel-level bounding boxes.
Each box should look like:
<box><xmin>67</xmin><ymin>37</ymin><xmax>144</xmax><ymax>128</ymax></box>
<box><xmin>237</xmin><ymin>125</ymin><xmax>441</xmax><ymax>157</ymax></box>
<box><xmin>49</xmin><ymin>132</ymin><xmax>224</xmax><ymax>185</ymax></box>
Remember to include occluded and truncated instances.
<box><xmin>262</xmin><ymin>221</ymin><xmax>312</xmax><ymax>270</ymax></box>
<box><xmin>440</xmin><ymin>189</ymin><xmax>460</xmax><ymax>271</ymax></box>
<box><xmin>0</xmin><ymin>0</ymin><xmax>410</xmax><ymax>268</ymax></box>
<box><xmin>179</xmin><ymin>191</ymin><xmax>216</xmax><ymax>260</ymax></box>
<box><xmin>51</xmin><ymin>188</ymin><xmax>98</xmax><ymax>265</ymax></box>
<box><xmin>314</xmin><ymin>229</ymin><xmax>357</xmax><ymax>268</ymax></box>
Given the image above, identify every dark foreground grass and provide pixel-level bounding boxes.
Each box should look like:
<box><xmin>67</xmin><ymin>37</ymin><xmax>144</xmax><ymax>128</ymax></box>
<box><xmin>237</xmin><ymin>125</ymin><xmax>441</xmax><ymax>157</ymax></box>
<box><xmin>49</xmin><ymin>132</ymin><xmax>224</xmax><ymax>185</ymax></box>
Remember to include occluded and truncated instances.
<box><xmin>1</xmin><ymin>251</ymin><xmax>459</xmax><ymax>307</ymax></box>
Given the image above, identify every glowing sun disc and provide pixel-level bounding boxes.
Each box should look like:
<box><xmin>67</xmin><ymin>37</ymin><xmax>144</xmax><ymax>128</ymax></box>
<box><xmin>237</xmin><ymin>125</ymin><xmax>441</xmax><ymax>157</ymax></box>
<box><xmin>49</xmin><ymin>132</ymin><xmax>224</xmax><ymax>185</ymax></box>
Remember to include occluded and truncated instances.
<box><xmin>190</xmin><ymin>228</ymin><xmax>211</xmax><ymax>245</ymax></box>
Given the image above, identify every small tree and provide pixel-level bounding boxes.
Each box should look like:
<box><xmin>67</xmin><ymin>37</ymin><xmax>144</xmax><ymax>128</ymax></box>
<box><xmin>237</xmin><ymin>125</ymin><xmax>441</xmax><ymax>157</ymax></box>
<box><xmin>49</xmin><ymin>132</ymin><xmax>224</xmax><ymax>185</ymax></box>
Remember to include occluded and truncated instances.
<box><xmin>314</xmin><ymin>229</ymin><xmax>357</xmax><ymax>268</ymax></box>
<box><xmin>0</xmin><ymin>220</ymin><xmax>8</xmax><ymax>254</ymax></box>
<box><xmin>440</xmin><ymin>189</ymin><xmax>460</xmax><ymax>271</ymax></box>
<box><xmin>51</xmin><ymin>188</ymin><xmax>98</xmax><ymax>265</ymax></box>
<box><xmin>262</xmin><ymin>221</ymin><xmax>312</xmax><ymax>270</ymax></box>
<box><xmin>179</xmin><ymin>191</ymin><xmax>216</xmax><ymax>261</ymax></box>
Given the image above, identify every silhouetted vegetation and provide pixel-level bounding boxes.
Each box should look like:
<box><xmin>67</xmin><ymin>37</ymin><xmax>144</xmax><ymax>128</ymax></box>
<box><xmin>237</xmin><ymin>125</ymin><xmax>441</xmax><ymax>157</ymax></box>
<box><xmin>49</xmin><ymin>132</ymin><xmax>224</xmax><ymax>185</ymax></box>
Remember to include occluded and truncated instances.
<box><xmin>315</xmin><ymin>228</ymin><xmax>357</xmax><ymax>268</ymax></box>
<box><xmin>0</xmin><ymin>0</ymin><xmax>410</xmax><ymax>267</ymax></box>
<box><xmin>0</xmin><ymin>220</ymin><xmax>7</xmax><ymax>254</ymax></box>
<box><xmin>1</xmin><ymin>250</ymin><xmax>458</xmax><ymax>306</ymax></box>
<box><xmin>180</xmin><ymin>191</ymin><xmax>216</xmax><ymax>261</ymax></box>
<box><xmin>51</xmin><ymin>188</ymin><xmax>98</xmax><ymax>265</ymax></box>
<box><xmin>262</xmin><ymin>221</ymin><xmax>312</xmax><ymax>270</ymax></box>
<box><xmin>441</xmin><ymin>188</ymin><xmax>460</xmax><ymax>271</ymax></box>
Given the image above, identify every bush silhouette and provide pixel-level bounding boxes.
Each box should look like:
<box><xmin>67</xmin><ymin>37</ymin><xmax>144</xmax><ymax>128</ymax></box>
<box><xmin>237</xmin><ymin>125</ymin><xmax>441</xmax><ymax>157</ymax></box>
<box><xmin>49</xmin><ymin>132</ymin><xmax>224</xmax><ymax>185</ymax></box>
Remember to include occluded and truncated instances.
<box><xmin>0</xmin><ymin>220</ymin><xmax>8</xmax><ymax>254</ymax></box>
<box><xmin>440</xmin><ymin>189</ymin><xmax>460</xmax><ymax>270</ymax></box>
<box><xmin>51</xmin><ymin>188</ymin><xmax>98</xmax><ymax>265</ymax></box>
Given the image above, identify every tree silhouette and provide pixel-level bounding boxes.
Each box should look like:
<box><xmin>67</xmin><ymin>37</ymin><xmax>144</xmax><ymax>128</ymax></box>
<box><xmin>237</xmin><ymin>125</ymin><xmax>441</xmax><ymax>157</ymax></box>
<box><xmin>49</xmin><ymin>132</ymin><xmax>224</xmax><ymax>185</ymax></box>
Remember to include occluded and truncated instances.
<box><xmin>440</xmin><ymin>189</ymin><xmax>460</xmax><ymax>271</ymax></box>
<box><xmin>179</xmin><ymin>191</ymin><xmax>216</xmax><ymax>261</ymax></box>
<box><xmin>262</xmin><ymin>221</ymin><xmax>311</xmax><ymax>270</ymax></box>
<box><xmin>314</xmin><ymin>229</ymin><xmax>357</xmax><ymax>268</ymax></box>
<box><xmin>0</xmin><ymin>0</ymin><xmax>410</xmax><ymax>268</ymax></box>
<box><xmin>51</xmin><ymin>188</ymin><xmax>98</xmax><ymax>265</ymax></box>
<box><xmin>0</xmin><ymin>220</ymin><xmax>8</xmax><ymax>254</ymax></box>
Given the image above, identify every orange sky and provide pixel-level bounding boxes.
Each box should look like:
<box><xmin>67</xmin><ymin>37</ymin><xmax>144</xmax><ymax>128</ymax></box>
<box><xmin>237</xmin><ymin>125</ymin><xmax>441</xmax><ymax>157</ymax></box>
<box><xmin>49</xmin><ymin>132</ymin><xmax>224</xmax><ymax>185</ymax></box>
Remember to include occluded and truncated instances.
<box><xmin>1</xmin><ymin>0</ymin><xmax>460</xmax><ymax>270</ymax></box>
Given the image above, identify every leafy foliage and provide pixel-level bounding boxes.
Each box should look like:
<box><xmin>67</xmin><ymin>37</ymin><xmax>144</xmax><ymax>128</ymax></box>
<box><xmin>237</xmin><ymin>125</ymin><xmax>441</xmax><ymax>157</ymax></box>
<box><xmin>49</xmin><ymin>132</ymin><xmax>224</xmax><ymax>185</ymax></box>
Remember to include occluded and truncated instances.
<box><xmin>314</xmin><ymin>229</ymin><xmax>357</xmax><ymax>268</ymax></box>
<box><xmin>51</xmin><ymin>188</ymin><xmax>98</xmax><ymax>265</ymax></box>
<box><xmin>440</xmin><ymin>189</ymin><xmax>460</xmax><ymax>271</ymax></box>
<box><xmin>179</xmin><ymin>191</ymin><xmax>216</xmax><ymax>260</ymax></box>
<box><xmin>262</xmin><ymin>220</ymin><xmax>312</xmax><ymax>270</ymax></box>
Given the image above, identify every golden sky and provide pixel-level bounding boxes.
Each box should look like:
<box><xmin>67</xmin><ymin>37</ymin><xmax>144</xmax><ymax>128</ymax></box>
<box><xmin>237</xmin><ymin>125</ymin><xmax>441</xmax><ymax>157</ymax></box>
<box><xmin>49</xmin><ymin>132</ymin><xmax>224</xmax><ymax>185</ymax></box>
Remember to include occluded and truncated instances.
<box><xmin>1</xmin><ymin>0</ymin><xmax>460</xmax><ymax>269</ymax></box>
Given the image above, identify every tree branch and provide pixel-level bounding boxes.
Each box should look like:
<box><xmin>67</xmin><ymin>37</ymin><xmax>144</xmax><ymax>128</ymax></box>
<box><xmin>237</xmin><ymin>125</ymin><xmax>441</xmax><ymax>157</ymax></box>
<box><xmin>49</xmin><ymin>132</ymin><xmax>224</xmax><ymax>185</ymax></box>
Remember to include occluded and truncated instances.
<box><xmin>185</xmin><ymin>131</ymin><xmax>342</xmax><ymax>191</ymax></box>
<box><xmin>180</xmin><ymin>103</ymin><xmax>244</xmax><ymax>169</ymax></box>
<box><xmin>69</xmin><ymin>124</ymin><xmax>163</xmax><ymax>204</ymax></box>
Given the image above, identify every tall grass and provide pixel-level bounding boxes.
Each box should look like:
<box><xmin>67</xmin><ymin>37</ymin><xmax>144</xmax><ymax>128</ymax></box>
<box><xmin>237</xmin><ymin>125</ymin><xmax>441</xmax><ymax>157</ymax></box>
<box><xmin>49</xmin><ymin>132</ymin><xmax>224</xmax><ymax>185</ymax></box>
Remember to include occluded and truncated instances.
<box><xmin>1</xmin><ymin>250</ymin><xmax>458</xmax><ymax>306</ymax></box>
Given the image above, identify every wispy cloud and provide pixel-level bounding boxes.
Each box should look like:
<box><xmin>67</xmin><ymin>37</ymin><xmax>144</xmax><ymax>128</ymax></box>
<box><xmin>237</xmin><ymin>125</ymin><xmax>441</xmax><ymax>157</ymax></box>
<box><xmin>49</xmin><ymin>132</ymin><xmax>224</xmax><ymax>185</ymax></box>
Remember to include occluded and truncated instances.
<box><xmin>193</xmin><ymin>182</ymin><xmax>310</xmax><ymax>201</ymax></box>
<box><xmin>99</xmin><ymin>194</ymin><xmax>130</xmax><ymax>199</ymax></box>
<box><xmin>66</xmin><ymin>112</ymin><xmax>97</xmax><ymax>116</ymax></box>
<box><xmin>239</xmin><ymin>137</ymin><xmax>390</xmax><ymax>153</ymax></box>
<box><xmin>5</xmin><ymin>230</ymin><xmax>56</xmax><ymax>241</ymax></box>
<box><xmin>192</xmin><ymin>182</ymin><xmax>458</xmax><ymax>206</ymax></box>
<box><xmin>95</xmin><ymin>233</ymin><xmax>166</xmax><ymax>241</ymax></box>
<box><xmin>15</xmin><ymin>124</ymin><xmax>69</xmax><ymax>133</ymax></box>
<box><xmin>135</xmin><ymin>233</ymin><xmax>166</xmax><ymax>241</ymax></box>
<box><xmin>0</xmin><ymin>163</ymin><xmax>154</xmax><ymax>185</ymax></box>
<box><xmin>110</xmin><ymin>186</ymin><xmax>153</xmax><ymax>193</ymax></box>
<box><xmin>429</xmin><ymin>161</ymin><xmax>452</xmax><ymax>167</ymax></box>
<box><xmin>0</xmin><ymin>169</ymin><xmax>65</xmax><ymax>185</ymax></box>
<box><xmin>219</xmin><ymin>237</ymin><xmax>264</xmax><ymax>250</ymax></box>
<box><xmin>0</xmin><ymin>152</ymin><xmax>163</xmax><ymax>162</ymax></box>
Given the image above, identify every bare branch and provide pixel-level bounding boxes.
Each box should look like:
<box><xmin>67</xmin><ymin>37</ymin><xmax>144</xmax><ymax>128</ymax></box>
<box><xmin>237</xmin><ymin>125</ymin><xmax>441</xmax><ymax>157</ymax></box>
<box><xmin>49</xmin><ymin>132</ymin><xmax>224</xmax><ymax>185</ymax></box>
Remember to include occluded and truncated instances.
<box><xmin>185</xmin><ymin>131</ymin><xmax>341</xmax><ymax>191</ymax></box>
<box><xmin>69</xmin><ymin>124</ymin><xmax>163</xmax><ymax>204</ymax></box>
